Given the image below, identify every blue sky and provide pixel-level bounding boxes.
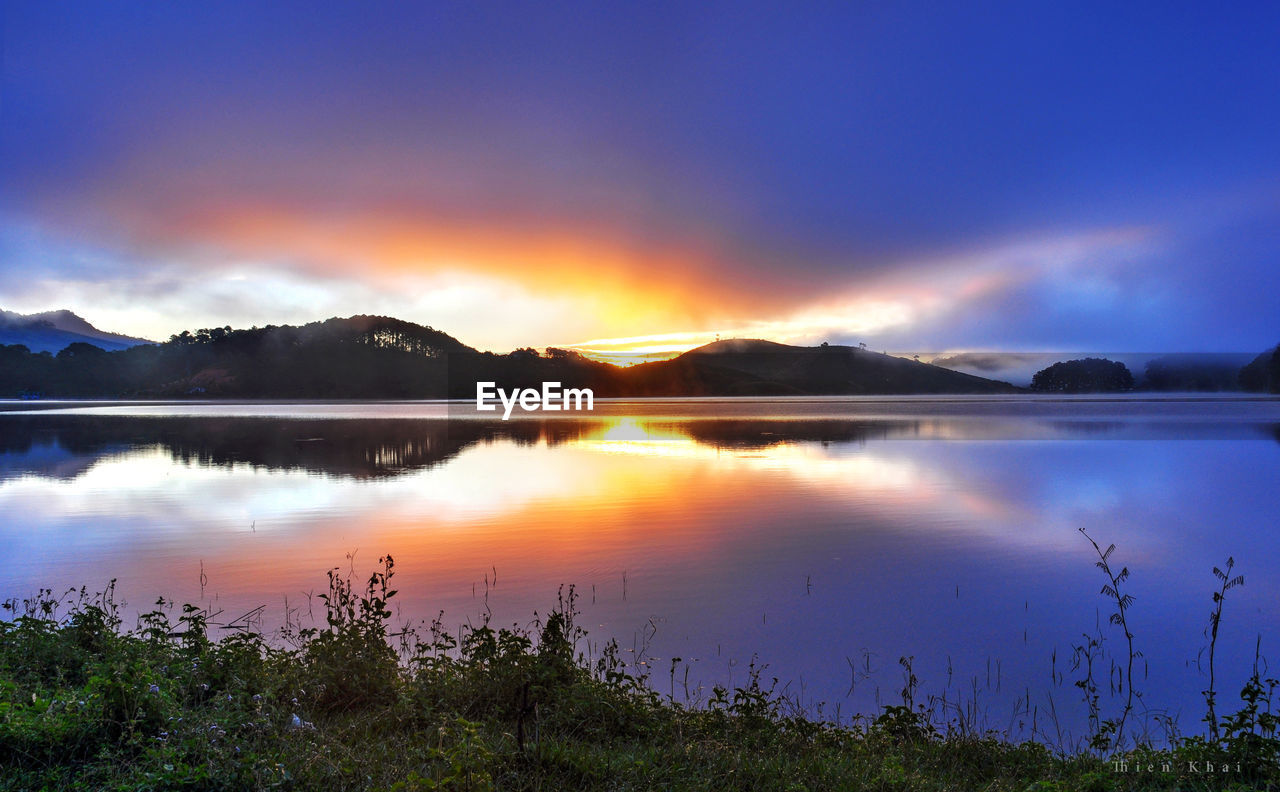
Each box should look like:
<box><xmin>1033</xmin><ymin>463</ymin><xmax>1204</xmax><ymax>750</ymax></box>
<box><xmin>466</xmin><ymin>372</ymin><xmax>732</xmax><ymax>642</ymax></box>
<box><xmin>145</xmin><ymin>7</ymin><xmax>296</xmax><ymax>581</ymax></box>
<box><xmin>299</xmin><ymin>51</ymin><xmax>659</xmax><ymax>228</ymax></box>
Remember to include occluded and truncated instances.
<box><xmin>2</xmin><ymin>1</ymin><xmax>1278</xmax><ymax>354</ymax></box>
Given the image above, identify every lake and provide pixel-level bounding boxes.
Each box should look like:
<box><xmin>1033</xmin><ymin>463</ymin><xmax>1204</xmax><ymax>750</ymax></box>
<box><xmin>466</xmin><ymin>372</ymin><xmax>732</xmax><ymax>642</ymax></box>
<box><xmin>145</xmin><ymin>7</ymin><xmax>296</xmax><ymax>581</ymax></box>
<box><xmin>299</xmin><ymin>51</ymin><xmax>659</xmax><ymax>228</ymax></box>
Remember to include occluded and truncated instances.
<box><xmin>2</xmin><ymin>396</ymin><xmax>1279</xmax><ymax>748</ymax></box>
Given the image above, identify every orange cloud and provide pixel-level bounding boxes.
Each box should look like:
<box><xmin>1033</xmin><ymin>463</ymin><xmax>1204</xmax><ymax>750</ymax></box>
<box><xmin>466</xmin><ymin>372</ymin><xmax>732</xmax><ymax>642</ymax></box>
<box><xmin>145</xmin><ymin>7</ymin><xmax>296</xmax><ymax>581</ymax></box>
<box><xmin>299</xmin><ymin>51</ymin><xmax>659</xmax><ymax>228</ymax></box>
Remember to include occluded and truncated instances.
<box><xmin>110</xmin><ymin>199</ymin><xmax>813</xmax><ymax>331</ymax></box>
<box><xmin>60</xmin><ymin>173</ymin><xmax>1159</xmax><ymax>351</ymax></box>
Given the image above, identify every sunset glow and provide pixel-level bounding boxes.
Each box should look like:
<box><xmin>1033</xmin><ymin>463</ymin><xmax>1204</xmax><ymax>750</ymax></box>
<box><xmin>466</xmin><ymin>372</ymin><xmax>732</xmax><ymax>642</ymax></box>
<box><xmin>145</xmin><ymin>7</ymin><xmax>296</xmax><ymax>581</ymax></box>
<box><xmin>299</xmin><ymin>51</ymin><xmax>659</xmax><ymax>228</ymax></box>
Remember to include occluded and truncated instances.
<box><xmin>4</xmin><ymin>8</ymin><xmax>1280</xmax><ymax>784</ymax></box>
<box><xmin>3</xmin><ymin>4</ymin><xmax>1278</xmax><ymax>353</ymax></box>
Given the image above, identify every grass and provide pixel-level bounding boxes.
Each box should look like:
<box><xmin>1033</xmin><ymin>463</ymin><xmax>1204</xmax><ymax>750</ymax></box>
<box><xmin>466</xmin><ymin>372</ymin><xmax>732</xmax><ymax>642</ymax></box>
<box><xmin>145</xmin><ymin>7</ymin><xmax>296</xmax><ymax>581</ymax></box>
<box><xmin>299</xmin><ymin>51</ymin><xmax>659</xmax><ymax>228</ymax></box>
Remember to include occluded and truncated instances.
<box><xmin>1</xmin><ymin>554</ymin><xmax>1277</xmax><ymax>791</ymax></box>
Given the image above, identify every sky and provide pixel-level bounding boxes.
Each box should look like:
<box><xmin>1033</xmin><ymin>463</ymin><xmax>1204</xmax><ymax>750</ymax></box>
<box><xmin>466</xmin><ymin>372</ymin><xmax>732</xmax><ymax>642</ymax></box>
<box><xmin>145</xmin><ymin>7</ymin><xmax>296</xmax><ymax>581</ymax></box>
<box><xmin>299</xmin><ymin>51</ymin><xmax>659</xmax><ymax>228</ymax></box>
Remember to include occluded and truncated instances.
<box><xmin>2</xmin><ymin>1</ymin><xmax>1279</xmax><ymax>357</ymax></box>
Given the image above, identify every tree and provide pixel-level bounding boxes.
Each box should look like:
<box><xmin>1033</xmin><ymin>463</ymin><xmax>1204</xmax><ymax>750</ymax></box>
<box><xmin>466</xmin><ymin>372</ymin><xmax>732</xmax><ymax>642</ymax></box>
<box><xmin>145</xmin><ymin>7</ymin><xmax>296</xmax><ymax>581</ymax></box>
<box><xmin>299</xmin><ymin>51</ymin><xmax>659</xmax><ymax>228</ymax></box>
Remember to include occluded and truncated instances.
<box><xmin>1030</xmin><ymin>358</ymin><xmax>1134</xmax><ymax>393</ymax></box>
<box><xmin>56</xmin><ymin>342</ymin><xmax>108</xmax><ymax>360</ymax></box>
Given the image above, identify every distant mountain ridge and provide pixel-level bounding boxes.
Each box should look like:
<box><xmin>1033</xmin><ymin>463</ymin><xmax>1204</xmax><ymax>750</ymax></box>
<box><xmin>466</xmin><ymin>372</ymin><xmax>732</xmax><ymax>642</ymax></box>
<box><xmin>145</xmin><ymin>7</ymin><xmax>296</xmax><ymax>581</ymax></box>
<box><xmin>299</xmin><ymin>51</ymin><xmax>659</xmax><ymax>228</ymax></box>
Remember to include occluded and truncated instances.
<box><xmin>668</xmin><ymin>339</ymin><xmax>1015</xmax><ymax>394</ymax></box>
<box><xmin>1239</xmin><ymin>344</ymin><xmax>1280</xmax><ymax>392</ymax></box>
<box><xmin>1</xmin><ymin>315</ymin><xmax>1016</xmax><ymax>398</ymax></box>
<box><xmin>0</xmin><ymin>309</ymin><xmax>153</xmax><ymax>354</ymax></box>
<box><xmin>922</xmin><ymin>350</ymin><xmax>1260</xmax><ymax>388</ymax></box>
<box><xmin>2</xmin><ymin>313</ymin><xmax>1273</xmax><ymax>398</ymax></box>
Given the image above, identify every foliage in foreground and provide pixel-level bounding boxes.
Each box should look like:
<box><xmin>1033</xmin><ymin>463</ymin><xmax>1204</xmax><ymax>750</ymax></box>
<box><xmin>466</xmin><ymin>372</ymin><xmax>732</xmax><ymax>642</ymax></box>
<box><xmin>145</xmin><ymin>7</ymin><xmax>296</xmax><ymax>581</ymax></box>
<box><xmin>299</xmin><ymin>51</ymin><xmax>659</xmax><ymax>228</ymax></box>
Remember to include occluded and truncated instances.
<box><xmin>1</xmin><ymin>558</ymin><xmax>1277</xmax><ymax>792</ymax></box>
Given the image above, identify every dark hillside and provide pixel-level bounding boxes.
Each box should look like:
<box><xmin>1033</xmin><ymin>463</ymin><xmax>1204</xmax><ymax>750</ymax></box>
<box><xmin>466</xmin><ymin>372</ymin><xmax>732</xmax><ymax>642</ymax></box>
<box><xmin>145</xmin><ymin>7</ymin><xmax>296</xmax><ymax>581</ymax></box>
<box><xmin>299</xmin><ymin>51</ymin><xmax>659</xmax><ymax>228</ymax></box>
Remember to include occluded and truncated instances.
<box><xmin>676</xmin><ymin>340</ymin><xmax>1018</xmax><ymax>394</ymax></box>
<box><xmin>1239</xmin><ymin>344</ymin><xmax>1279</xmax><ymax>392</ymax></box>
<box><xmin>1</xmin><ymin>321</ymin><xmax>1020</xmax><ymax>399</ymax></box>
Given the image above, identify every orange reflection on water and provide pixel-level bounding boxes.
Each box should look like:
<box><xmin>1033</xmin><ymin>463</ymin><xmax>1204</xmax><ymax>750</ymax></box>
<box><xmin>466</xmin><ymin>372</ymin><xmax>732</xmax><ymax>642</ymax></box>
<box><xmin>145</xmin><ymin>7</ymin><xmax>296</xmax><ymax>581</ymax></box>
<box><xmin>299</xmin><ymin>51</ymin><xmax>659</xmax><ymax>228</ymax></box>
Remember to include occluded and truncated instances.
<box><xmin>162</xmin><ymin>419</ymin><xmax>991</xmax><ymax>610</ymax></box>
<box><xmin>0</xmin><ymin>414</ymin><xmax>1075</xmax><ymax>631</ymax></box>
<box><xmin>8</xmin><ymin>405</ymin><xmax>1280</xmax><ymax>737</ymax></box>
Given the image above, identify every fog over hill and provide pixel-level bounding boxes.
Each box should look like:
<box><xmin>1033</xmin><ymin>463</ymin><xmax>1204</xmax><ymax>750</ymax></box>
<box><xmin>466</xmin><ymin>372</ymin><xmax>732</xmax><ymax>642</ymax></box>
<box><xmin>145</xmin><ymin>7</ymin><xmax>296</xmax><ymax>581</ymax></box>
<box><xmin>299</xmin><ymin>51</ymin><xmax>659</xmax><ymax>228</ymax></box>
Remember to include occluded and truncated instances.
<box><xmin>0</xmin><ymin>309</ymin><xmax>153</xmax><ymax>354</ymax></box>
<box><xmin>0</xmin><ymin>316</ymin><xmax>1017</xmax><ymax>398</ymax></box>
<box><xmin>915</xmin><ymin>351</ymin><xmax>1259</xmax><ymax>389</ymax></box>
<box><xmin>2</xmin><ymin>310</ymin><xmax>1273</xmax><ymax>396</ymax></box>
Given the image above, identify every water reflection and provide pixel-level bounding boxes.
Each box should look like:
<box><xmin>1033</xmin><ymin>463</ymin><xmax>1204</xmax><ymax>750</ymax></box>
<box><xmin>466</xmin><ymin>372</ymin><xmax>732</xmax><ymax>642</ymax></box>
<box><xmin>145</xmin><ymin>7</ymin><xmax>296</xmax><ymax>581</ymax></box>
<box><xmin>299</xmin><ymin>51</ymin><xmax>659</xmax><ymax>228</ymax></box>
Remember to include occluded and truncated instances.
<box><xmin>2</xmin><ymin>402</ymin><xmax>1279</xmax><ymax>746</ymax></box>
<box><xmin>3</xmin><ymin>412</ymin><xmax>1278</xmax><ymax>482</ymax></box>
<box><xmin>0</xmin><ymin>415</ymin><xmax>580</xmax><ymax>480</ymax></box>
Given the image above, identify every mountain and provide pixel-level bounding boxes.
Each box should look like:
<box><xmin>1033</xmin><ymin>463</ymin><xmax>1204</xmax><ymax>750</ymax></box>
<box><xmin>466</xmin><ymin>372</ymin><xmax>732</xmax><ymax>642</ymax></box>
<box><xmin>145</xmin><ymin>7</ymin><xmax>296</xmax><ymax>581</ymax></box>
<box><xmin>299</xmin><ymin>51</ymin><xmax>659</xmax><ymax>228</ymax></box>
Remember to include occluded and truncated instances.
<box><xmin>922</xmin><ymin>350</ymin><xmax>1260</xmax><ymax>389</ymax></box>
<box><xmin>0</xmin><ymin>309</ymin><xmax>153</xmax><ymax>353</ymax></box>
<box><xmin>1</xmin><ymin>319</ymin><xmax>1017</xmax><ymax>399</ymax></box>
<box><xmin>924</xmin><ymin>351</ymin><xmax>1136</xmax><ymax>387</ymax></box>
<box><xmin>2</xmin><ymin>315</ymin><xmax>474</xmax><ymax>398</ymax></box>
<box><xmin>659</xmin><ymin>339</ymin><xmax>1017</xmax><ymax>395</ymax></box>
<box><xmin>448</xmin><ymin>339</ymin><xmax>1018</xmax><ymax>398</ymax></box>
<box><xmin>1140</xmin><ymin>353</ymin><xmax>1258</xmax><ymax>391</ymax></box>
<box><xmin>1239</xmin><ymin>344</ymin><xmax>1280</xmax><ymax>392</ymax></box>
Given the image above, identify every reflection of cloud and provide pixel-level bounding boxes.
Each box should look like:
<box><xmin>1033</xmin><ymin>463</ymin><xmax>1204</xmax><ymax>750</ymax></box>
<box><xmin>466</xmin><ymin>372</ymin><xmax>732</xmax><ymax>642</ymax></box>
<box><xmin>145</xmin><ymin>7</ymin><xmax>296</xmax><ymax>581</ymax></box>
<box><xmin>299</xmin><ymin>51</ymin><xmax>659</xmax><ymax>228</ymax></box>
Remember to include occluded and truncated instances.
<box><xmin>5</xmin><ymin>409</ymin><xmax>1280</xmax><ymax>671</ymax></box>
<box><xmin>5</xmin><ymin>403</ymin><xmax>1278</xmax><ymax>580</ymax></box>
<box><xmin>584</xmin><ymin>419</ymin><xmax>928</xmax><ymax>492</ymax></box>
<box><xmin>0</xmin><ymin>416</ymin><xmax>1041</xmax><ymax>564</ymax></box>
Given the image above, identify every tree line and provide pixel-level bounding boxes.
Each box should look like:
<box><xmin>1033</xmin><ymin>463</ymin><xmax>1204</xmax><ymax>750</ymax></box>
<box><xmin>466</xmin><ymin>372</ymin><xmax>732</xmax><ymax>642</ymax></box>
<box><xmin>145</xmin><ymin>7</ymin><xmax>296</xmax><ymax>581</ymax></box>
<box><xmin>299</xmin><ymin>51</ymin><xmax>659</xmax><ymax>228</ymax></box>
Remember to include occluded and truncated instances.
<box><xmin>1029</xmin><ymin>348</ymin><xmax>1280</xmax><ymax>393</ymax></box>
<box><xmin>2</xmin><ymin>316</ymin><xmax>1277</xmax><ymax>398</ymax></box>
<box><xmin>0</xmin><ymin>316</ymin><xmax>472</xmax><ymax>399</ymax></box>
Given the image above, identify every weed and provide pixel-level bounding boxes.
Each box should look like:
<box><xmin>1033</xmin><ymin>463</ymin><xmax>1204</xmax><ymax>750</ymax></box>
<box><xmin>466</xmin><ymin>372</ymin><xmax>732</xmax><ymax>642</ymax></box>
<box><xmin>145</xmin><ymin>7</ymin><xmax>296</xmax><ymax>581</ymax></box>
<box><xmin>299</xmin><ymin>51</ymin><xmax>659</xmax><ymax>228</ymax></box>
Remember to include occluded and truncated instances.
<box><xmin>2</xmin><ymin>556</ymin><xmax>1279</xmax><ymax>791</ymax></box>
<box><xmin>1079</xmin><ymin>528</ymin><xmax>1140</xmax><ymax>751</ymax></box>
<box><xmin>1201</xmin><ymin>556</ymin><xmax>1244</xmax><ymax>741</ymax></box>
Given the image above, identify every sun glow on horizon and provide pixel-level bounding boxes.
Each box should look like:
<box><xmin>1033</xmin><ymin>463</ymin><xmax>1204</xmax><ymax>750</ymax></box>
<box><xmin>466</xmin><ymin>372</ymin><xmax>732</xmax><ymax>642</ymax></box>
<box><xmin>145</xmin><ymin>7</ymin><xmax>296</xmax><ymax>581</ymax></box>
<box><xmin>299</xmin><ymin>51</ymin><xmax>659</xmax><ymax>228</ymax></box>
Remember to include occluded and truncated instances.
<box><xmin>2</xmin><ymin>208</ymin><xmax>1163</xmax><ymax>357</ymax></box>
<box><xmin>560</xmin><ymin>298</ymin><xmax>923</xmax><ymax>363</ymax></box>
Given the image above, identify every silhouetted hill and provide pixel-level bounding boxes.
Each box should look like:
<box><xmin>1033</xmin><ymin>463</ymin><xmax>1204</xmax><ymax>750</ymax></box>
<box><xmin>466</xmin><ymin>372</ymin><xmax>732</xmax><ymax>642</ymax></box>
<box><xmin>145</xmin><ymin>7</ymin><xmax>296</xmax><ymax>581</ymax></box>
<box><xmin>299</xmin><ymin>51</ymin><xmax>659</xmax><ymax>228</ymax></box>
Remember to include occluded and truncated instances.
<box><xmin>669</xmin><ymin>340</ymin><xmax>1017</xmax><ymax>394</ymax></box>
<box><xmin>0</xmin><ymin>309</ymin><xmax>153</xmax><ymax>353</ymax></box>
<box><xmin>1030</xmin><ymin>358</ymin><xmax>1135</xmax><ymax>393</ymax></box>
<box><xmin>925</xmin><ymin>351</ymin><xmax>1261</xmax><ymax>389</ymax></box>
<box><xmin>1141</xmin><ymin>353</ymin><xmax>1257</xmax><ymax>391</ymax></box>
<box><xmin>1</xmin><ymin>316</ymin><xmax>473</xmax><ymax>398</ymax></box>
<box><xmin>1</xmin><ymin>318</ymin><xmax>1019</xmax><ymax>399</ymax></box>
<box><xmin>1239</xmin><ymin>344</ymin><xmax>1280</xmax><ymax>392</ymax></box>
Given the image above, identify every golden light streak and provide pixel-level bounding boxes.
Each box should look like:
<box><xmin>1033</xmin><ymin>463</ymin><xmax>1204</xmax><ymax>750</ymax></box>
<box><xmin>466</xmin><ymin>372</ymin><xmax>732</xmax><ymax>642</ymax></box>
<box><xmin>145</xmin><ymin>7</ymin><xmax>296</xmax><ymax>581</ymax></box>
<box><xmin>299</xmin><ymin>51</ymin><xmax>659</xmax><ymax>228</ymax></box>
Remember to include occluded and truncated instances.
<box><xmin>91</xmin><ymin>194</ymin><xmax>1158</xmax><ymax>353</ymax></box>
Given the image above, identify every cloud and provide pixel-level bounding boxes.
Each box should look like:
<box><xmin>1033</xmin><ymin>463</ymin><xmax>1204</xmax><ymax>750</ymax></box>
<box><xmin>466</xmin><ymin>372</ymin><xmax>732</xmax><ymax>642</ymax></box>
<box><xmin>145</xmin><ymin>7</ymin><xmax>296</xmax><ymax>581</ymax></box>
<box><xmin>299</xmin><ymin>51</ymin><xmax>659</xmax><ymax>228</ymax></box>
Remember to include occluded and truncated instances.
<box><xmin>4</xmin><ymin>2</ymin><xmax>1280</xmax><ymax>352</ymax></box>
<box><xmin>0</xmin><ymin>201</ymin><xmax>1173</xmax><ymax>355</ymax></box>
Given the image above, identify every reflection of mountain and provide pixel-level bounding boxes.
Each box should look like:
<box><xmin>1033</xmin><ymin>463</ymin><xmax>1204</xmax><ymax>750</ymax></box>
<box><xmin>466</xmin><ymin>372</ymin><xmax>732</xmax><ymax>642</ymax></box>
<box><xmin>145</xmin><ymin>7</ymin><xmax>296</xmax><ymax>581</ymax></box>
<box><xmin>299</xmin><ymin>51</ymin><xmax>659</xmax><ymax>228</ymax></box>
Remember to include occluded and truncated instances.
<box><xmin>0</xmin><ymin>417</ymin><xmax>575</xmax><ymax>480</ymax></box>
<box><xmin>0</xmin><ymin>439</ymin><xmax>105</xmax><ymax>480</ymax></box>
<box><xmin>658</xmin><ymin>419</ymin><xmax>912</xmax><ymax>448</ymax></box>
<box><xmin>1</xmin><ymin>416</ymin><xmax>918</xmax><ymax>481</ymax></box>
<box><xmin>5</xmin><ymin>413</ymin><xmax>1278</xmax><ymax>482</ymax></box>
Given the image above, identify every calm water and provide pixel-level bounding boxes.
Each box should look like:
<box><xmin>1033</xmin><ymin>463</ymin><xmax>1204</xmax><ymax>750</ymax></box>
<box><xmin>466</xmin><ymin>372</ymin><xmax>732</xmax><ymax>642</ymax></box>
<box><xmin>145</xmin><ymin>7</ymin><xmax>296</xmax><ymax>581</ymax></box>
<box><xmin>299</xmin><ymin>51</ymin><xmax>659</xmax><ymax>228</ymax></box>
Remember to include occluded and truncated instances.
<box><xmin>2</xmin><ymin>396</ymin><xmax>1279</xmax><ymax>746</ymax></box>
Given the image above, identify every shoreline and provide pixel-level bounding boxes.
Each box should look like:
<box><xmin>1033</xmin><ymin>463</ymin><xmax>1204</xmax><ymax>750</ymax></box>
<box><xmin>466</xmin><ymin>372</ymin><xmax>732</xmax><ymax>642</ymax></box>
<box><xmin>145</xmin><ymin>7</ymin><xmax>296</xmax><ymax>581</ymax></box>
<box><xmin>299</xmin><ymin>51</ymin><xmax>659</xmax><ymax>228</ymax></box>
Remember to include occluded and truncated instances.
<box><xmin>4</xmin><ymin>565</ymin><xmax>1277</xmax><ymax>791</ymax></box>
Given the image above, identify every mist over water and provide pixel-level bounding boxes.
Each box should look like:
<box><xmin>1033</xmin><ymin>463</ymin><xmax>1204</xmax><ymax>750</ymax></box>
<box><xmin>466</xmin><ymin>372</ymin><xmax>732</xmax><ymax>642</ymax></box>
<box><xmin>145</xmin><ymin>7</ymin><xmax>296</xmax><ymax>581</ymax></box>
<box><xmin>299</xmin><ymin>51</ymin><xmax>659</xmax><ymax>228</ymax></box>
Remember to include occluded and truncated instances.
<box><xmin>2</xmin><ymin>396</ymin><xmax>1279</xmax><ymax>746</ymax></box>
